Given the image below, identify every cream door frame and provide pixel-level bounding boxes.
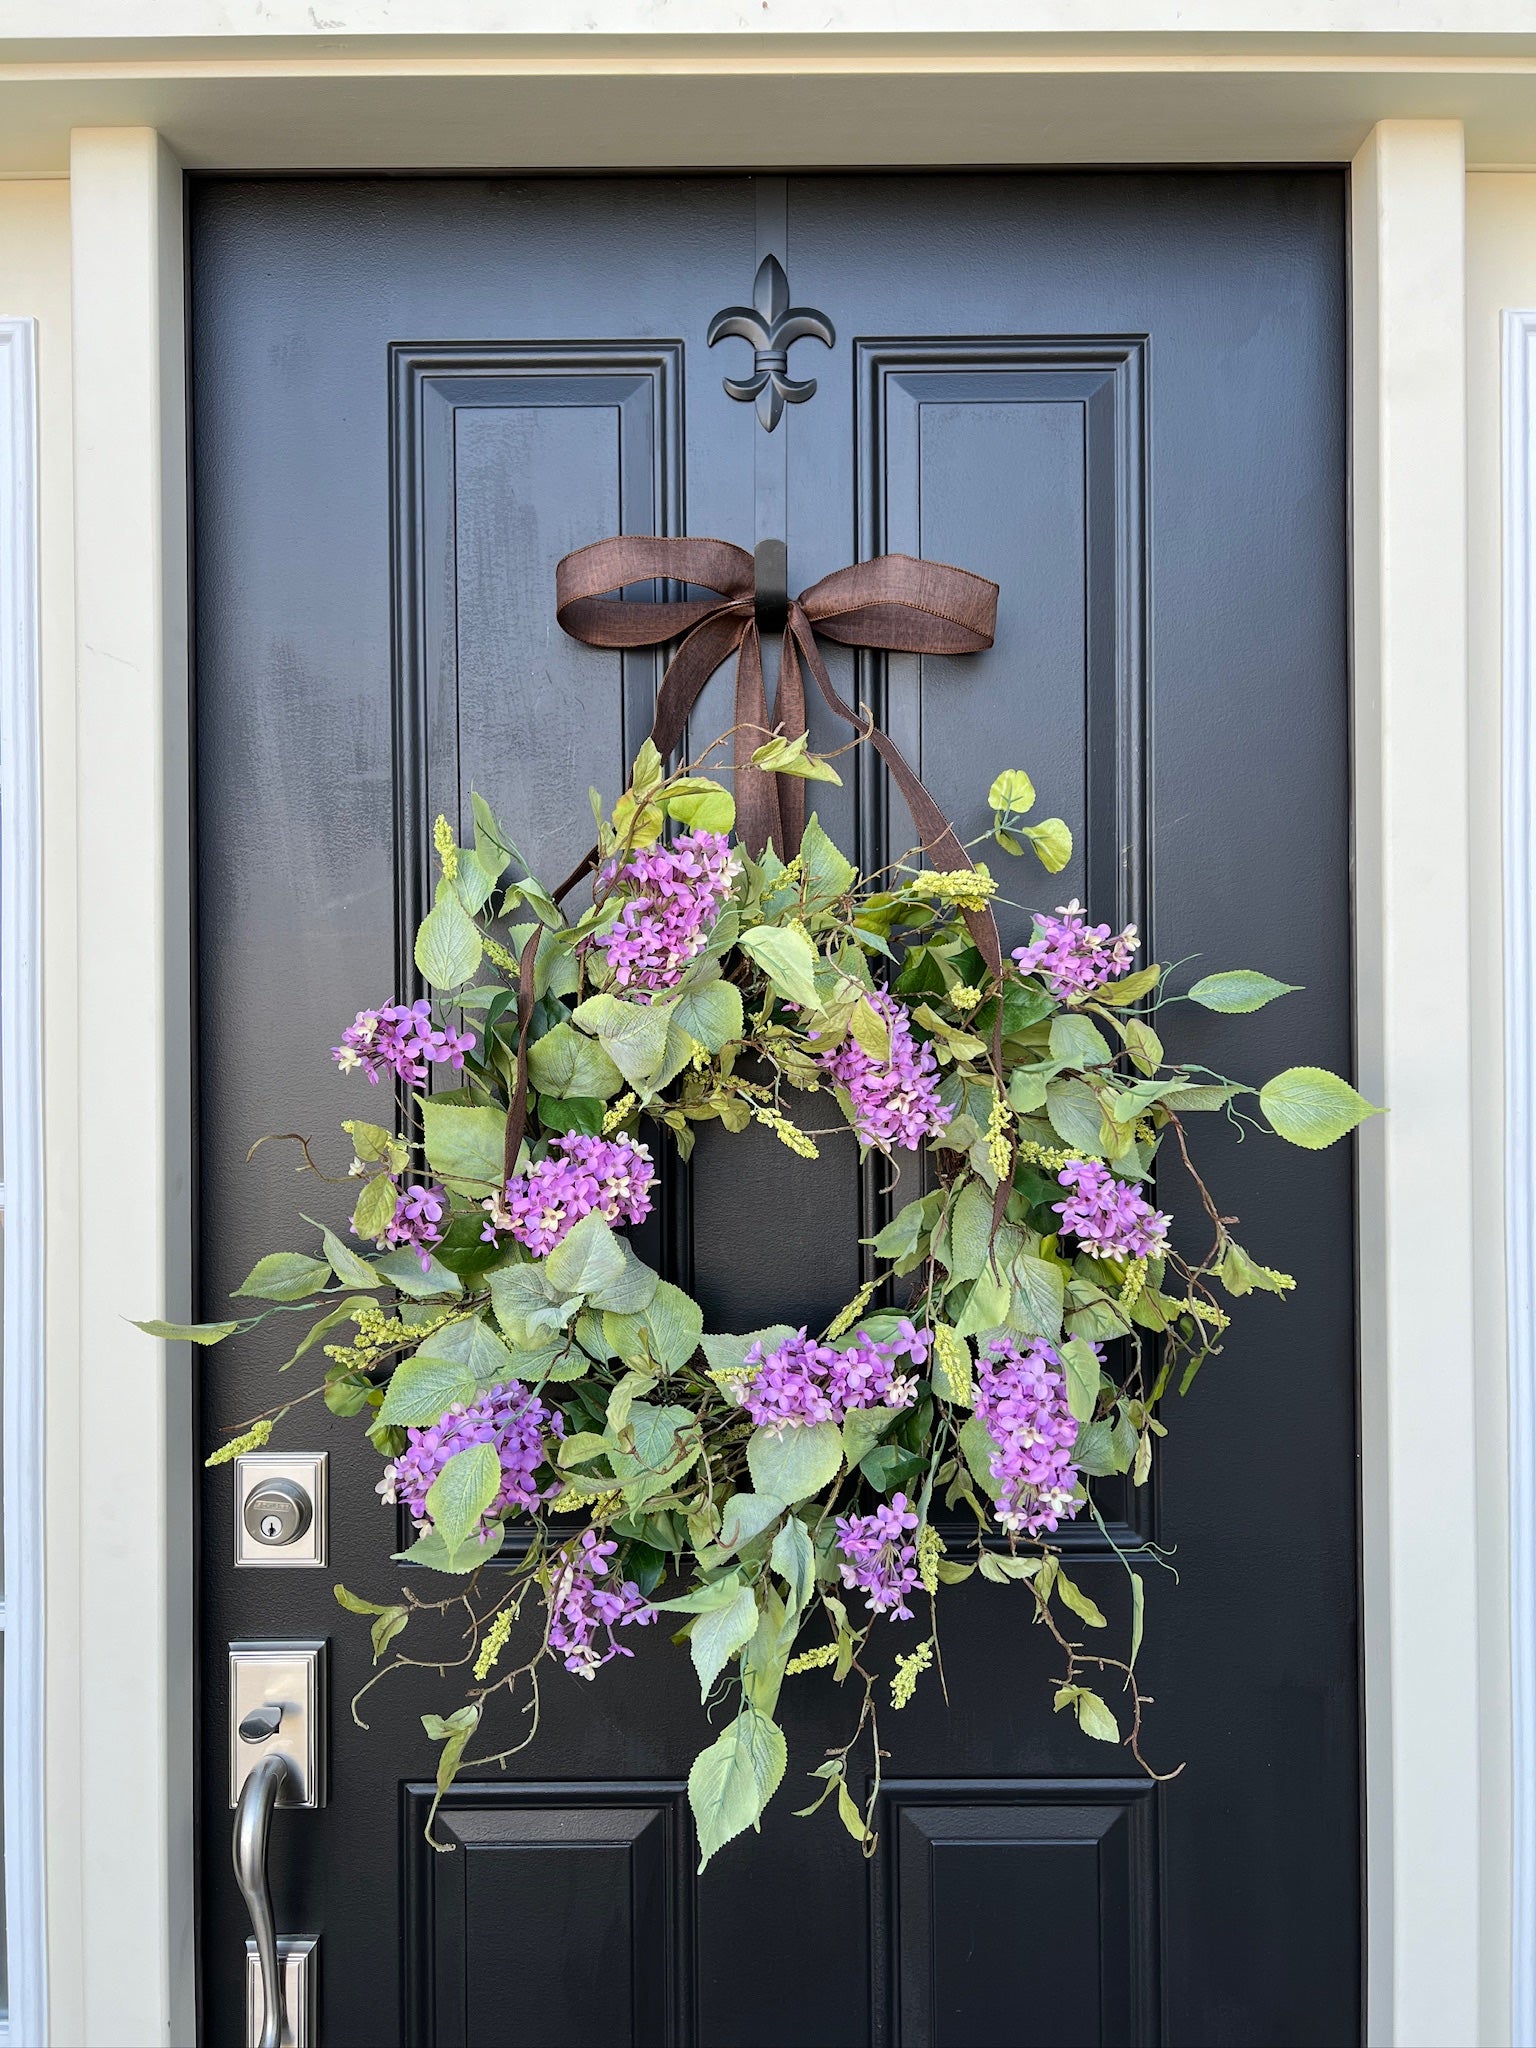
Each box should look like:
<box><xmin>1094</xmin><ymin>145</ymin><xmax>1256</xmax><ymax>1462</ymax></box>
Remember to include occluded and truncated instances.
<box><xmin>51</xmin><ymin>102</ymin><xmax>1487</xmax><ymax>2048</ymax></box>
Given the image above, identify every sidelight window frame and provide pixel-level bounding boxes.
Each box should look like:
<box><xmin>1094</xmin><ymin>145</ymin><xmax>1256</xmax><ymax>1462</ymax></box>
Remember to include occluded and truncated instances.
<box><xmin>0</xmin><ymin>313</ymin><xmax>48</xmax><ymax>2048</ymax></box>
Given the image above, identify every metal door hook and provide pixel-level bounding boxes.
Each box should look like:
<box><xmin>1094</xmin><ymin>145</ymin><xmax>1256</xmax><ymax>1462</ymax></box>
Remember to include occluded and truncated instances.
<box><xmin>234</xmin><ymin>1750</ymin><xmax>293</xmax><ymax>2048</ymax></box>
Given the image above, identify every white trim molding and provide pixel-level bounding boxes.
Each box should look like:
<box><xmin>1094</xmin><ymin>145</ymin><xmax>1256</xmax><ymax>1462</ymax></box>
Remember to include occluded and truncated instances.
<box><xmin>1504</xmin><ymin>303</ymin><xmax>1536</xmax><ymax>2048</ymax></box>
<box><xmin>0</xmin><ymin>316</ymin><xmax>49</xmax><ymax>2048</ymax></box>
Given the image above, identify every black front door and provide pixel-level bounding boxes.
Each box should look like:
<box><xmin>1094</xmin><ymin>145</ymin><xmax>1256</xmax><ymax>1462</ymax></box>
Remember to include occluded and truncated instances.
<box><xmin>193</xmin><ymin>171</ymin><xmax>1358</xmax><ymax>2048</ymax></box>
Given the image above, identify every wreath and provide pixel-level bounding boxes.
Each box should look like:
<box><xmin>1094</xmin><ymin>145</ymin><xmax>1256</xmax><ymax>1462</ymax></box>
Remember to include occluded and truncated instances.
<box><xmin>148</xmin><ymin>544</ymin><xmax>1376</xmax><ymax>1869</ymax></box>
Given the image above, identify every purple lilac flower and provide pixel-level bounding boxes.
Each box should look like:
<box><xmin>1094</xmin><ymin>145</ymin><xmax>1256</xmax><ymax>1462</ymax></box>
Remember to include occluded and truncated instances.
<box><xmin>333</xmin><ymin>997</ymin><xmax>476</xmax><ymax>1086</ymax></box>
<box><xmin>589</xmin><ymin>830</ymin><xmax>738</xmax><ymax>999</ymax></box>
<box><xmin>740</xmin><ymin>1319</ymin><xmax>932</xmax><ymax>1432</ymax></box>
<box><xmin>486</xmin><ymin>1133</ymin><xmax>655</xmax><ymax>1254</ymax></box>
<box><xmin>819</xmin><ymin>989</ymin><xmax>952</xmax><ymax>1153</ymax></box>
<box><xmin>379</xmin><ymin>1379</ymin><xmax>565</xmax><ymax>1538</ymax></box>
<box><xmin>547</xmin><ymin>1527</ymin><xmax>656</xmax><ymax>1679</ymax></box>
<box><xmin>834</xmin><ymin>1493</ymin><xmax>921</xmax><ymax>1619</ymax></box>
<box><xmin>384</xmin><ymin>1182</ymin><xmax>448</xmax><ymax>1271</ymax></box>
<box><xmin>1053</xmin><ymin>1158</ymin><xmax>1170</xmax><ymax>1262</ymax></box>
<box><xmin>1011</xmin><ymin>901</ymin><xmax>1139</xmax><ymax>1001</ymax></box>
<box><xmin>972</xmin><ymin>1336</ymin><xmax>1082</xmax><ymax>1537</ymax></box>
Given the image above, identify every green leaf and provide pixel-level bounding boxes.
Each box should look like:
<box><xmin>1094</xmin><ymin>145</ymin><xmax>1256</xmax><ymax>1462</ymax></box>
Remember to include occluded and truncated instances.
<box><xmin>344</xmin><ymin>1118</ymin><xmax>400</xmax><ymax>1165</ymax></box>
<box><xmin>585</xmin><ymin>1240</ymin><xmax>660</xmax><ymax>1316</ymax></box>
<box><xmin>671</xmin><ymin>979</ymin><xmax>744</xmax><ymax>1056</ymax></box>
<box><xmin>1054</xmin><ymin>1683</ymin><xmax>1120</xmax><ymax>1743</ymax></box>
<box><xmin>488</xmin><ymin>1262</ymin><xmax>573</xmax><ymax>1345</ymax></box>
<box><xmin>841</xmin><ymin>1404</ymin><xmax>902</xmax><ymax>1469</ymax></box>
<box><xmin>799</xmin><ymin>815</ymin><xmax>857</xmax><ymax>903</ymax></box>
<box><xmin>604</xmin><ymin>1281</ymin><xmax>704</xmax><ymax>1372</ymax></box>
<box><xmin>747</xmin><ymin>1421</ymin><xmax>843</xmax><ymax>1504</ymax></box>
<box><xmin>770</xmin><ymin>1516</ymin><xmax>815</xmax><ymax>1613</ymax></box>
<box><xmin>1060</xmin><ymin>1335</ymin><xmax>1101</xmax><ymax>1424</ymax></box>
<box><xmin>1049</xmin><ymin>1013</ymin><xmax>1112</xmax><ymax>1070</ymax></box>
<box><xmin>350</xmin><ymin>1172</ymin><xmax>398</xmax><ymax>1243</ymax></box>
<box><xmin>378</xmin><ymin>1352</ymin><xmax>477</xmax><ymax>1425</ymax></box>
<box><xmin>1094</xmin><ymin>963</ymin><xmax>1162</xmax><ymax>1008</ymax></box>
<box><xmin>1055</xmin><ymin>1569</ymin><xmax>1107</xmax><ymax>1629</ymax></box>
<box><xmin>749</xmin><ymin>731</ymin><xmax>842</xmax><ymax>784</ymax></box>
<box><xmin>526</xmin><ymin>1021</ymin><xmax>625</xmax><ymax>1101</ymax></box>
<box><xmin>1070</xmin><ymin>1417</ymin><xmax>1119</xmax><ymax>1476</ymax></box>
<box><xmin>374</xmin><ymin>1248</ymin><xmax>463</xmax><ymax>1300</ymax></box>
<box><xmin>414</xmin><ymin>881</ymin><xmax>482</xmax><ymax>990</ymax></box>
<box><xmin>860</xmin><ymin>1444</ymin><xmax>923</xmax><ymax>1493</ymax></box>
<box><xmin>233</xmin><ymin>1252</ymin><xmax>332</xmax><ymax>1302</ymax></box>
<box><xmin>717</xmin><ymin>1492</ymin><xmax>787</xmax><ymax>1553</ymax></box>
<box><xmin>546</xmin><ymin>1209</ymin><xmax>627</xmax><ymax>1299</ymax></box>
<box><xmin>691</xmin><ymin>1583</ymin><xmax>760</xmax><ymax>1699</ymax></box>
<box><xmin>626</xmin><ymin>1400</ymin><xmax>693</xmax><ymax>1470</ymax></box>
<box><xmin>421</xmin><ymin>1101</ymin><xmax>506</xmax><ymax>1190</ymax></box>
<box><xmin>946</xmin><ymin>1178</ymin><xmax>997</xmax><ymax>1283</ymax></box>
<box><xmin>132</xmin><ymin>1317</ymin><xmax>239</xmax><ymax>1345</ymax></box>
<box><xmin>319</xmin><ymin>1223</ymin><xmax>380</xmax><ymax>1290</ymax></box>
<box><xmin>414</xmin><ymin>1311</ymin><xmax>516</xmax><ymax>1387</ymax></box>
<box><xmin>988</xmin><ymin>768</ymin><xmax>1036</xmax><ymax>814</ymax></box>
<box><xmin>1007</xmin><ymin>1066</ymin><xmax>1052</xmax><ymax>1116</ymax></box>
<box><xmin>664</xmin><ymin>774</ymin><xmax>737</xmax><ymax>832</ymax></box>
<box><xmin>870</xmin><ymin>1196</ymin><xmax>933</xmax><ymax>1262</ymax></box>
<box><xmin>1022</xmin><ymin>818</ymin><xmax>1073</xmax><ymax>873</ymax></box>
<box><xmin>1187</xmin><ymin>968</ymin><xmax>1302</xmax><ymax>1013</ymax></box>
<box><xmin>571</xmin><ymin>991</ymin><xmax>674</xmax><ymax>1092</ymax></box>
<box><xmin>393</xmin><ymin>1524</ymin><xmax>504</xmax><ymax>1573</ymax></box>
<box><xmin>688</xmin><ymin>1707</ymin><xmax>788</xmax><ymax>1871</ymax></box>
<box><xmin>1130</xmin><ymin>1571</ymin><xmax>1145</xmax><ymax>1668</ymax></box>
<box><xmin>423</xmin><ymin>1441</ymin><xmax>501</xmax><ymax>1556</ymax></box>
<box><xmin>469</xmin><ymin>789</ymin><xmax>512</xmax><ymax>881</ymax></box>
<box><xmin>954</xmin><ymin>1266</ymin><xmax>1012</xmax><ymax>1338</ymax></box>
<box><xmin>1045</xmin><ymin>1079</ymin><xmax>1107</xmax><ymax>1155</ymax></box>
<box><xmin>849</xmin><ymin>996</ymin><xmax>892</xmax><ymax>1064</ymax></box>
<box><xmin>1259</xmin><ymin>1066</ymin><xmax>1380</xmax><ymax>1149</ymax></box>
<box><xmin>1007</xmin><ymin>1253</ymin><xmax>1066</xmax><ymax>1340</ymax></box>
<box><xmin>701</xmin><ymin>1326</ymin><xmax>796</xmax><ymax>1379</ymax></box>
<box><xmin>1217</xmin><ymin>1242</ymin><xmax>1297</xmax><ymax>1298</ymax></box>
<box><xmin>539</xmin><ymin>1094</ymin><xmax>606</xmax><ymax>1137</ymax></box>
<box><xmin>740</xmin><ymin>925</ymin><xmax>822</xmax><ymax>1012</ymax></box>
<box><xmin>958</xmin><ymin>1414</ymin><xmax>1001</xmax><ymax>1499</ymax></box>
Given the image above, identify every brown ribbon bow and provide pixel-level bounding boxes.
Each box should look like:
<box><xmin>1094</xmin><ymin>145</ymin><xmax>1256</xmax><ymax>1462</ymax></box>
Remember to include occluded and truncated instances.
<box><xmin>553</xmin><ymin>534</ymin><xmax>1003</xmax><ymax>981</ymax></box>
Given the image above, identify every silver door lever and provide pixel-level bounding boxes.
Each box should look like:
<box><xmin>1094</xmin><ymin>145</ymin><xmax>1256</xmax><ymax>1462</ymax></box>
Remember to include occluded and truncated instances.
<box><xmin>234</xmin><ymin>1746</ymin><xmax>293</xmax><ymax>2048</ymax></box>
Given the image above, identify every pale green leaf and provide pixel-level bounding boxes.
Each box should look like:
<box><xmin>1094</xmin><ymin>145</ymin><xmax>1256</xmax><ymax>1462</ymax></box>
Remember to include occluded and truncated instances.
<box><xmin>545</xmin><ymin>1208</ymin><xmax>627</xmax><ymax>1299</ymax></box>
<box><xmin>350</xmin><ymin>1172</ymin><xmax>398</xmax><ymax>1242</ymax></box>
<box><xmin>526</xmin><ymin>1021</ymin><xmax>625</xmax><ymax>1101</ymax></box>
<box><xmin>414</xmin><ymin>882</ymin><xmax>482</xmax><ymax>990</ymax></box>
<box><xmin>688</xmin><ymin>1707</ymin><xmax>787</xmax><ymax>1871</ymax></box>
<box><xmin>717</xmin><ymin>1491</ymin><xmax>787</xmax><ymax>1553</ymax></box>
<box><xmin>799</xmin><ymin>816</ymin><xmax>857</xmax><ymax>903</ymax></box>
<box><xmin>1046</xmin><ymin>1078</ymin><xmax>1107</xmax><ymax>1154</ymax></box>
<box><xmin>421</xmin><ymin>1101</ymin><xmax>506</xmax><ymax>1190</ymax></box>
<box><xmin>664</xmin><ymin>774</ymin><xmax>737</xmax><ymax>832</ymax></box>
<box><xmin>1259</xmin><ymin>1066</ymin><xmax>1381</xmax><ymax>1149</ymax></box>
<box><xmin>1060</xmin><ymin>1334</ymin><xmax>1101</xmax><ymax>1424</ymax></box>
<box><xmin>423</xmin><ymin>1441</ymin><xmax>501</xmax><ymax>1555</ymax></box>
<box><xmin>691</xmin><ymin>1583</ymin><xmax>760</xmax><ymax>1700</ymax></box>
<box><xmin>571</xmin><ymin>991</ymin><xmax>674</xmax><ymax>1091</ymax></box>
<box><xmin>378</xmin><ymin>1352</ymin><xmax>477</xmax><ymax>1426</ymax></box>
<box><xmin>585</xmin><ymin>1240</ymin><xmax>660</xmax><ymax>1316</ymax></box>
<box><xmin>747</xmin><ymin>1420</ymin><xmax>843</xmax><ymax>1504</ymax></box>
<box><xmin>374</xmin><ymin>1248</ymin><xmax>463</xmax><ymax>1300</ymax></box>
<box><xmin>1049</xmin><ymin>1013</ymin><xmax>1112</xmax><ymax>1070</ymax></box>
<box><xmin>740</xmin><ymin>925</ymin><xmax>822</xmax><ymax>1012</ymax></box>
<box><xmin>233</xmin><ymin>1252</ymin><xmax>332</xmax><ymax>1302</ymax></box>
<box><xmin>1055</xmin><ymin>1683</ymin><xmax>1121</xmax><ymax>1743</ymax></box>
<box><xmin>132</xmin><ymin>1317</ymin><xmax>239</xmax><ymax>1345</ymax></box>
<box><xmin>1007</xmin><ymin>1253</ymin><xmax>1066</xmax><ymax>1339</ymax></box>
<box><xmin>988</xmin><ymin>768</ymin><xmax>1036</xmax><ymax>814</ymax></box>
<box><xmin>770</xmin><ymin>1516</ymin><xmax>815</xmax><ymax>1613</ymax></box>
<box><xmin>319</xmin><ymin>1223</ymin><xmax>380</xmax><ymax>1290</ymax></box>
<box><xmin>670</xmin><ymin>979</ymin><xmax>744</xmax><ymax>1055</ymax></box>
<box><xmin>1187</xmin><ymin>968</ymin><xmax>1302</xmax><ymax>1013</ymax></box>
<box><xmin>1022</xmin><ymin>818</ymin><xmax>1073</xmax><ymax>873</ymax></box>
<box><xmin>748</xmin><ymin>731</ymin><xmax>842</xmax><ymax>784</ymax></box>
<box><xmin>1055</xmin><ymin>1569</ymin><xmax>1107</xmax><ymax>1629</ymax></box>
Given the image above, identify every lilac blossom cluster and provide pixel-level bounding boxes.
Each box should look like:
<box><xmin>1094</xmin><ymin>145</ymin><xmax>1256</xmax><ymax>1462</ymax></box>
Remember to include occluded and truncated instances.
<box><xmin>547</xmin><ymin>1528</ymin><xmax>656</xmax><ymax>1679</ymax></box>
<box><xmin>833</xmin><ymin>1493</ymin><xmax>921</xmax><ymax>1619</ymax></box>
<box><xmin>333</xmin><ymin>997</ymin><xmax>476</xmax><ymax>1086</ymax></box>
<box><xmin>379</xmin><ymin>1380</ymin><xmax>565</xmax><ymax>1538</ymax></box>
<box><xmin>485</xmin><ymin>1133</ymin><xmax>655</xmax><ymax>1255</ymax></box>
<box><xmin>819</xmin><ymin>989</ymin><xmax>953</xmax><ymax>1152</ymax></box>
<box><xmin>1011</xmin><ymin>901</ymin><xmax>1139</xmax><ymax>1001</ymax></box>
<box><xmin>589</xmin><ymin>830</ymin><xmax>738</xmax><ymax>998</ymax></box>
<box><xmin>972</xmin><ymin>1336</ymin><xmax>1083</xmax><ymax>1538</ymax></box>
<box><xmin>382</xmin><ymin>1182</ymin><xmax>449</xmax><ymax>1271</ymax></box>
<box><xmin>1053</xmin><ymin>1158</ymin><xmax>1170</xmax><ymax>1262</ymax></box>
<box><xmin>740</xmin><ymin>1319</ymin><xmax>932</xmax><ymax>1432</ymax></box>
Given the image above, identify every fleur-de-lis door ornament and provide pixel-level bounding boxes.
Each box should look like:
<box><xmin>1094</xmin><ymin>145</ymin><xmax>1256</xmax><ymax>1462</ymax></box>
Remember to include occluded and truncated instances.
<box><xmin>707</xmin><ymin>254</ymin><xmax>835</xmax><ymax>432</ymax></box>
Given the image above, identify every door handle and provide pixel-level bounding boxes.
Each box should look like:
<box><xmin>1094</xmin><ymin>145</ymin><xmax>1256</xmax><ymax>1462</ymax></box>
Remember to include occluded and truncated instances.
<box><xmin>234</xmin><ymin>1745</ymin><xmax>293</xmax><ymax>2048</ymax></box>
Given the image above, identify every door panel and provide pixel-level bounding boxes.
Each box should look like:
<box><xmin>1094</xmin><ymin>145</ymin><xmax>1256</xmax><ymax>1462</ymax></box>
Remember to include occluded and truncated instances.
<box><xmin>193</xmin><ymin>172</ymin><xmax>1357</xmax><ymax>2048</ymax></box>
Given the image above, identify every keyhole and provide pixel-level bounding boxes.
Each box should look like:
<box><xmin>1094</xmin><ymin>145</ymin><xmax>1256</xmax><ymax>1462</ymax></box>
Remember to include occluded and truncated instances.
<box><xmin>260</xmin><ymin>1513</ymin><xmax>284</xmax><ymax>1541</ymax></box>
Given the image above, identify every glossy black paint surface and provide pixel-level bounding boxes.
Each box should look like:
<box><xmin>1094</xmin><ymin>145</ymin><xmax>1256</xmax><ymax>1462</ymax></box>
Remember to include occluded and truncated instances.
<box><xmin>192</xmin><ymin>173</ymin><xmax>1358</xmax><ymax>2047</ymax></box>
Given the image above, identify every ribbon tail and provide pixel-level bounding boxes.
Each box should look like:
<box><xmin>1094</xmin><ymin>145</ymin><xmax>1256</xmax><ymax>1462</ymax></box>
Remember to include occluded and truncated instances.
<box><xmin>732</xmin><ymin>622</ymin><xmax>785</xmax><ymax>860</ymax></box>
<box><xmin>788</xmin><ymin>613</ymin><xmax>1004</xmax><ymax>984</ymax></box>
<box><xmin>771</xmin><ymin>626</ymin><xmax>808</xmax><ymax>858</ymax></box>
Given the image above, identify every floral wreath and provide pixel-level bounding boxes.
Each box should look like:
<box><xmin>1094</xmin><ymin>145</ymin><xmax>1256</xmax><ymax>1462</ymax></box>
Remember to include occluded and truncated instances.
<box><xmin>146</xmin><ymin>555</ymin><xmax>1376</xmax><ymax>1869</ymax></box>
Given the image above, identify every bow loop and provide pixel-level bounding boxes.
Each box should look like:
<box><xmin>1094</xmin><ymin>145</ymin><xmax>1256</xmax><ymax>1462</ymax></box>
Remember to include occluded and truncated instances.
<box><xmin>553</xmin><ymin>533</ymin><xmax>1002</xmax><ymax>981</ymax></box>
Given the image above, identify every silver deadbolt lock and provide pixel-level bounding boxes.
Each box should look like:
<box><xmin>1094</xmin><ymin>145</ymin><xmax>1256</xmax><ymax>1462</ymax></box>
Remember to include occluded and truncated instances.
<box><xmin>244</xmin><ymin>1478</ymin><xmax>312</xmax><ymax>1548</ymax></box>
<box><xmin>235</xmin><ymin>1453</ymin><xmax>328</xmax><ymax>1568</ymax></box>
